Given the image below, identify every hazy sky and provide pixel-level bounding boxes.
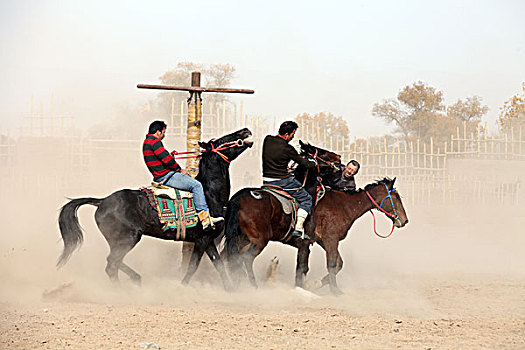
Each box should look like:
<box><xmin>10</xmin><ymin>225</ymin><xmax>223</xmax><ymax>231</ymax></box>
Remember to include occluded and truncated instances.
<box><xmin>1</xmin><ymin>0</ymin><xmax>524</xmax><ymax>137</ymax></box>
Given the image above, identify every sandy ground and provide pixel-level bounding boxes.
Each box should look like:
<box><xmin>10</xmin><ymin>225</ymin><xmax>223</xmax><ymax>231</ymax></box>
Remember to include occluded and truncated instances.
<box><xmin>1</xmin><ymin>192</ymin><xmax>524</xmax><ymax>349</ymax></box>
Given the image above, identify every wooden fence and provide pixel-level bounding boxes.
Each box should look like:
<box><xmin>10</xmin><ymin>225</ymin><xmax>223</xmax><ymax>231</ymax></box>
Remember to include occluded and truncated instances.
<box><xmin>1</xmin><ymin>100</ymin><xmax>524</xmax><ymax>205</ymax></box>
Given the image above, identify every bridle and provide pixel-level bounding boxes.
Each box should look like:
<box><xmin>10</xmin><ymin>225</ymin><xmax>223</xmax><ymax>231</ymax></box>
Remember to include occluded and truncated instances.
<box><xmin>284</xmin><ymin>149</ymin><xmax>338</xmax><ymax>191</ymax></box>
<box><xmin>307</xmin><ymin>150</ymin><xmax>339</xmax><ymax>172</ymax></box>
<box><xmin>365</xmin><ymin>183</ymin><xmax>399</xmax><ymax>220</ymax></box>
<box><xmin>365</xmin><ymin>183</ymin><xmax>399</xmax><ymax>238</ymax></box>
<box><xmin>205</xmin><ymin>139</ymin><xmax>247</xmax><ymax>164</ymax></box>
<box><xmin>171</xmin><ymin>138</ymin><xmax>247</xmax><ymax>164</ymax></box>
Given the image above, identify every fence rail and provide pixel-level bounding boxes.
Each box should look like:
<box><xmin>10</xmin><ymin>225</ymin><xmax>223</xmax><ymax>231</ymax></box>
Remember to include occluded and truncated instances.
<box><xmin>2</xmin><ymin>101</ymin><xmax>524</xmax><ymax>205</ymax></box>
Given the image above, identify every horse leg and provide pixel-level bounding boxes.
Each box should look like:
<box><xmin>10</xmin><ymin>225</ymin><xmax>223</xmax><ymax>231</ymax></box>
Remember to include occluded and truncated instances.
<box><xmin>295</xmin><ymin>243</ymin><xmax>311</xmax><ymax>288</ymax></box>
<box><xmin>324</xmin><ymin>242</ymin><xmax>343</xmax><ymax>295</ymax></box>
<box><xmin>320</xmin><ymin>251</ymin><xmax>343</xmax><ymax>288</ymax></box>
<box><xmin>242</xmin><ymin>243</ymin><xmax>260</xmax><ymax>288</ymax></box>
<box><xmin>118</xmin><ymin>262</ymin><xmax>142</xmax><ymax>286</ymax></box>
<box><xmin>105</xmin><ymin>235</ymin><xmax>141</xmax><ymax>284</ymax></box>
<box><xmin>181</xmin><ymin>237</ymin><xmax>208</xmax><ymax>285</ymax></box>
<box><xmin>204</xmin><ymin>243</ymin><xmax>232</xmax><ymax>291</ymax></box>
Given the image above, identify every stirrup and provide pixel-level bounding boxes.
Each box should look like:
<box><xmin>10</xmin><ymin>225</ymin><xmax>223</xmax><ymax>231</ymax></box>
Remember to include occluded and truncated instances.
<box><xmin>291</xmin><ymin>229</ymin><xmax>310</xmax><ymax>240</ymax></box>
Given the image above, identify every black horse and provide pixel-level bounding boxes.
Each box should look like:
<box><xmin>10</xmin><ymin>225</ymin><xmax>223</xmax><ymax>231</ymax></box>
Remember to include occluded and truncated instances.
<box><xmin>57</xmin><ymin>128</ymin><xmax>253</xmax><ymax>289</ymax></box>
<box><xmin>224</xmin><ymin>141</ymin><xmax>340</xmax><ymax>288</ymax></box>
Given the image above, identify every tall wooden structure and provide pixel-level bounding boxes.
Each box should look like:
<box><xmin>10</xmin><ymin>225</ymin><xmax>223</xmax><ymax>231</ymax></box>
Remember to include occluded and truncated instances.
<box><xmin>138</xmin><ymin>72</ymin><xmax>254</xmax><ymax>266</ymax></box>
<box><xmin>138</xmin><ymin>72</ymin><xmax>254</xmax><ymax>176</ymax></box>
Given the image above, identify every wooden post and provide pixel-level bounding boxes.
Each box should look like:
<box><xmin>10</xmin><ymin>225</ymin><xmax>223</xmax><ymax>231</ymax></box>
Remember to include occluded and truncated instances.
<box><xmin>444</xmin><ymin>142</ymin><xmax>447</xmax><ymax>176</ymax></box>
<box><xmin>410</xmin><ymin>141</ymin><xmax>414</xmax><ymax>176</ymax></box>
<box><xmin>169</xmin><ymin>97</ymin><xmax>175</xmax><ymax>134</ymax></box>
<box><xmin>456</xmin><ymin>126</ymin><xmax>460</xmax><ymax>154</ymax></box>
<box><xmin>323</xmin><ymin>124</ymin><xmax>327</xmax><ymax>147</ymax></box>
<box><xmin>463</xmin><ymin>121</ymin><xmax>467</xmax><ymax>153</ymax></box>
<box><xmin>186</xmin><ymin>72</ymin><xmax>202</xmax><ymax>177</ymax></box>
<box><xmin>416</xmin><ymin>139</ymin><xmax>420</xmax><ymax>174</ymax></box>
<box><xmin>430</xmin><ymin>137</ymin><xmax>434</xmax><ymax>170</ymax></box>
<box><xmin>180</xmin><ymin>100</ymin><xmax>184</xmax><ymax>136</ymax></box>
<box><xmin>384</xmin><ymin>137</ymin><xmax>388</xmax><ymax>173</ymax></box>
<box><xmin>366</xmin><ymin>137</ymin><xmax>370</xmax><ymax>176</ymax></box>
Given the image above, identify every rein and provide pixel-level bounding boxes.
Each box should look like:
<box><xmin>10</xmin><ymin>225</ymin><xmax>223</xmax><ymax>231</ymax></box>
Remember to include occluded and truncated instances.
<box><xmin>308</xmin><ymin>150</ymin><xmax>339</xmax><ymax>172</ymax></box>
<box><xmin>171</xmin><ymin>139</ymin><xmax>246</xmax><ymax>164</ymax></box>
<box><xmin>290</xmin><ymin>150</ymin><xmax>335</xmax><ymax>191</ymax></box>
<box><xmin>365</xmin><ymin>183</ymin><xmax>399</xmax><ymax>238</ymax></box>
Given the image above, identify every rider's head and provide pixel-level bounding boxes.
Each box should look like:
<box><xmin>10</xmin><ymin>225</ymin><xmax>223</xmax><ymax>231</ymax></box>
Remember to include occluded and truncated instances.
<box><xmin>278</xmin><ymin>121</ymin><xmax>298</xmax><ymax>142</ymax></box>
<box><xmin>343</xmin><ymin>160</ymin><xmax>360</xmax><ymax>178</ymax></box>
<box><xmin>148</xmin><ymin>121</ymin><xmax>167</xmax><ymax>140</ymax></box>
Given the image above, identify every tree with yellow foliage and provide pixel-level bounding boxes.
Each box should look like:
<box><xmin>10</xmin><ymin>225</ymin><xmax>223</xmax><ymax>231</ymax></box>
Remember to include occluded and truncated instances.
<box><xmin>295</xmin><ymin>112</ymin><xmax>349</xmax><ymax>141</ymax></box>
<box><xmin>498</xmin><ymin>83</ymin><xmax>525</xmax><ymax>135</ymax></box>
<box><xmin>373</xmin><ymin>81</ymin><xmax>488</xmax><ymax>146</ymax></box>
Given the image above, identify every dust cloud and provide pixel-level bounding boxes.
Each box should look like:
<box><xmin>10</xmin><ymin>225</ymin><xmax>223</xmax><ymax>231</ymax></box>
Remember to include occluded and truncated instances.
<box><xmin>1</xmin><ymin>134</ymin><xmax>524</xmax><ymax>315</ymax></box>
<box><xmin>1</xmin><ymin>131</ymin><xmax>525</xmax><ymax>350</ymax></box>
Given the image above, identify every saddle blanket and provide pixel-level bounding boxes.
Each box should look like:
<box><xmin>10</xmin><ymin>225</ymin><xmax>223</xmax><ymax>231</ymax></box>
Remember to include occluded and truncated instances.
<box><xmin>140</xmin><ymin>186</ymin><xmax>198</xmax><ymax>232</ymax></box>
<box><xmin>259</xmin><ymin>185</ymin><xmax>298</xmax><ymax>215</ymax></box>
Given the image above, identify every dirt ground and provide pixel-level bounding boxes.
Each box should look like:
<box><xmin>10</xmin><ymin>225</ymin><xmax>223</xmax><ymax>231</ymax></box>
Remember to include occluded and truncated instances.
<box><xmin>1</xmin><ymin>191</ymin><xmax>524</xmax><ymax>349</ymax></box>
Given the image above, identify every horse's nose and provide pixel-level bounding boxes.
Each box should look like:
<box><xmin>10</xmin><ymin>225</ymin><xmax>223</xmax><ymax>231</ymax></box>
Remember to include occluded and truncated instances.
<box><xmin>404</xmin><ymin>219</ymin><xmax>409</xmax><ymax>225</ymax></box>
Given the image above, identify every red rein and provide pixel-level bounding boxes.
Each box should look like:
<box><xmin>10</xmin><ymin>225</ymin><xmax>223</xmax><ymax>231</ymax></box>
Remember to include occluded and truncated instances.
<box><xmin>365</xmin><ymin>190</ymin><xmax>396</xmax><ymax>239</ymax></box>
<box><xmin>171</xmin><ymin>139</ymin><xmax>245</xmax><ymax>164</ymax></box>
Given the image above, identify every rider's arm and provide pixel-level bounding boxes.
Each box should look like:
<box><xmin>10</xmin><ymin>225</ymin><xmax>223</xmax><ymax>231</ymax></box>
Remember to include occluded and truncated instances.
<box><xmin>151</xmin><ymin>140</ymin><xmax>182</xmax><ymax>172</ymax></box>
<box><xmin>288</xmin><ymin>146</ymin><xmax>316</xmax><ymax>169</ymax></box>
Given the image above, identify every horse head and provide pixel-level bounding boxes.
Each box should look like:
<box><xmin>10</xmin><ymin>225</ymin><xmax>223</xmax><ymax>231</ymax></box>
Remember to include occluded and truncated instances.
<box><xmin>298</xmin><ymin>140</ymin><xmax>341</xmax><ymax>177</ymax></box>
<box><xmin>198</xmin><ymin>128</ymin><xmax>253</xmax><ymax>164</ymax></box>
<box><xmin>364</xmin><ymin>177</ymin><xmax>409</xmax><ymax>228</ymax></box>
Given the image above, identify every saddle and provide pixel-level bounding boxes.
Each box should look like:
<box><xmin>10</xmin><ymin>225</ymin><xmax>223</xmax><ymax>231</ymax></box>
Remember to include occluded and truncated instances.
<box><xmin>249</xmin><ymin>185</ymin><xmax>299</xmax><ymax>242</ymax></box>
<box><xmin>260</xmin><ymin>185</ymin><xmax>298</xmax><ymax>215</ymax></box>
<box><xmin>140</xmin><ymin>182</ymin><xmax>199</xmax><ymax>240</ymax></box>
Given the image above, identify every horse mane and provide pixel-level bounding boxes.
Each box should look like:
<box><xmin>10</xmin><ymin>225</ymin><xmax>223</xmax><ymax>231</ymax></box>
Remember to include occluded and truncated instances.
<box><xmin>361</xmin><ymin>177</ymin><xmax>394</xmax><ymax>191</ymax></box>
<box><xmin>197</xmin><ymin>152</ymin><xmax>227</xmax><ymax>181</ymax></box>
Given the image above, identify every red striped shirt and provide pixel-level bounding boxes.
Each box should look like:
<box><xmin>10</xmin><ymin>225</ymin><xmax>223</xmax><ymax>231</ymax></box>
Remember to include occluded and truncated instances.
<box><xmin>142</xmin><ymin>134</ymin><xmax>181</xmax><ymax>180</ymax></box>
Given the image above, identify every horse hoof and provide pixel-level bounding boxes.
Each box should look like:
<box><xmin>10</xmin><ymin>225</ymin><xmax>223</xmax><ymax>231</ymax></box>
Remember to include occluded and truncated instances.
<box><xmin>330</xmin><ymin>287</ymin><xmax>344</xmax><ymax>296</ymax></box>
<box><xmin>303</xmin><ymin>279</ymin><xmax>323</xmax><ymax>291</ymax></box>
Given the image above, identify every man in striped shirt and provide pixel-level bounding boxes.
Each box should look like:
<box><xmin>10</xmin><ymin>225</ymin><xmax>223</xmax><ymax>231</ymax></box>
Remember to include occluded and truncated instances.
<box><xmin>143</xmin><ymin>120</ymin><xmax>223</xmax><ymax>230</ymax></box>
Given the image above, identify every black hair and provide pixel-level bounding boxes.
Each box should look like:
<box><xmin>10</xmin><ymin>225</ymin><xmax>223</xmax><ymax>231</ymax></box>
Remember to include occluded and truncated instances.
<box><xmin>148</xmin><ymin>120</ymin><xmax>167</xmax><ymax>134</ymax></box>
<box><xmin>347</xmin><ymin>160</ymin><xmax>360</xmax><ymax>174</ymax></box>
<box><xmin>278</xmin><ymin>121</ymin><xmax>298</xmax><ymax>135</ymax></box>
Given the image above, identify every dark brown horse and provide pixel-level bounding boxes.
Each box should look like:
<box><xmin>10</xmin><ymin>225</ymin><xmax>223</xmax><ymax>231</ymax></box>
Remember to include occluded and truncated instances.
<box><xmin>304</xmin><ymin>177</ymin><xmax>409</xmax><ymax>294</ymax></box>
<box><xmin>224</xmin><ymin>141</ymin><xmax>341</xmax><ymax>288</ymax></box>
<box><xmin>57</xmin><ymin>128</ymin><xmax>253</xmax><ymax>290</ymax></box>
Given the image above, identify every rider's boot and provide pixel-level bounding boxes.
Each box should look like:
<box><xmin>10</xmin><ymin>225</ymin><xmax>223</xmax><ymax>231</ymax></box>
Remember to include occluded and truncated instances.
<box><xmin>197</xmin><ymin>210</ymin><xmax>224</xmax><ymax>231</ymax></box>
<box><xmin>291</xmin><ymin>208</ymin><xmax>310</xmax><ymax>240</ymax></box>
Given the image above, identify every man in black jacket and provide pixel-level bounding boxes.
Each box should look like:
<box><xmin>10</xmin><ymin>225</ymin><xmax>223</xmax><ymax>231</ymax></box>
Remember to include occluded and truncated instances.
<box><xmin>330</xmin><ymin>160</ymin><xmax>360</xmax><ymax>192</ymax></box>
<box><xmin>262</xmin><ymin>121</ymin><xmax>316</xmax><ymax>240</ymax></box>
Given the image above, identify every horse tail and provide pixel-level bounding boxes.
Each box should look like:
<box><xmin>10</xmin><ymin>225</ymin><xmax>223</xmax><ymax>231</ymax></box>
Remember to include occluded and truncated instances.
<box><xmin>57</xmin><ymin>197</ymin><xmax>102</xmax><ymax>268</ymax></box>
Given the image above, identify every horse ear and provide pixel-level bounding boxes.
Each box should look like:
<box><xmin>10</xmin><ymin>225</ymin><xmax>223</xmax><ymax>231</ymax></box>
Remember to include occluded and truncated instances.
<box><xmin>199</xmin><ymin>141</ymin><xmax>210</xmax><ymax>150</ymax></box>
<box><xmin>392</xmin><ymin>177</ymin><xmax>397</xmax><ymax>187</ymax></box>
<box><xmin>299</xmin><ymin>140</ymin><xmax>305</xmax><ymax>147</ymax></box>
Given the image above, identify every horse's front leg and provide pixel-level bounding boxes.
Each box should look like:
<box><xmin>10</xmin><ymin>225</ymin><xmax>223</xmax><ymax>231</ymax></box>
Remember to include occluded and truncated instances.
<box><xmin>295</xmin><ymin>243</ymin><xmax>311</xmax><ymax>288</ymax></box>
<box><xmin>320</xmin><ymin>251</ymin><xmax>343</xmax><ymax>288</ymax></box>
<box><xmin>325</xmin><ymin>243</ymin><xmax>343</xmax><ymax>295</ymax></box>
<box><xmin>205</xmin><ymin>242</ymin><xmax>232</xmax><ymax>291</ymax></box>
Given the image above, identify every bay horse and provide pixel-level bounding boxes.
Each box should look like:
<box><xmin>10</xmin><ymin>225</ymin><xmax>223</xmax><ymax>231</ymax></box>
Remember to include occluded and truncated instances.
<box><xmin>57</xmin><ymin>128</ymin><xmax>253</xmax><ymax>290</ymax></box>
<box><xmin>224</xmin><ymin>141</ymin><xmax>341</xmax><ymax>289</ymax></box>
<box><xmin>299</xmin><ymin>177</ymin><xmax>409</xmax><ymax>295</ymax></box>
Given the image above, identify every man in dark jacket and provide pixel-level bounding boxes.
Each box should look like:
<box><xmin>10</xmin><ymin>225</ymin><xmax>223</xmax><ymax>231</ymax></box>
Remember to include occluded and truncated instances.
<box><xmin>330</xmin><ymin>160</ymin><xmax>360</xmax><ymax>192</ymax></box>
<box><xmin>143</xmin><ymin>120</ymin><xmax>223</xmax><ymax>230</ymax></box>
<box><xmin>262</xmin><ymin>121</ymin><xmax>316</xmax><ymax>240</ymax></box>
